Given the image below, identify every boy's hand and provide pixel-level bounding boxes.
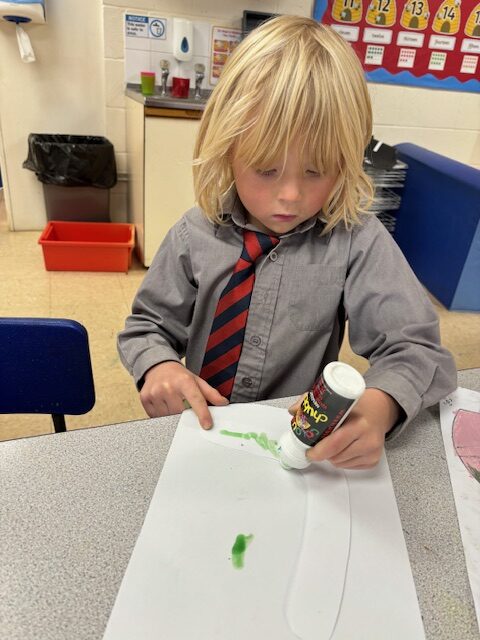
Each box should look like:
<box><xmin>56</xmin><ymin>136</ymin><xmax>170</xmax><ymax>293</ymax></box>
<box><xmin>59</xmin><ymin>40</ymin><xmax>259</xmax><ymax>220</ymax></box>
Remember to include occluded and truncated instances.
<box><xmin>287</xmin><ymin>394</ymin><xmax>306</xmax><ymax>416</ymax></box>
<box><xmin>140</xmin><ymin>361</ymin><xmax>229</xmax><ymax>429</ymax></box>
<box><xmin>289</xmin><ymin>388</ymin><xmax>400</xmax><ymax>470</ymax></box>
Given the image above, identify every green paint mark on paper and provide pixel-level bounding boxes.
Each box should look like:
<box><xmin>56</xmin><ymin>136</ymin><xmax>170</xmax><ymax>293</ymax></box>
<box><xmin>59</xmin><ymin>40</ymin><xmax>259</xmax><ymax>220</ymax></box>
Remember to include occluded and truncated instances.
<box><xmin>231</xmin><ymin>533</ymin><xmax>254</xmax><ymax>569</ymax></box>
<box><xmin>220</xmin><ymin>429</ymin><xmax>280</xmax><ymax>458</ymax></box>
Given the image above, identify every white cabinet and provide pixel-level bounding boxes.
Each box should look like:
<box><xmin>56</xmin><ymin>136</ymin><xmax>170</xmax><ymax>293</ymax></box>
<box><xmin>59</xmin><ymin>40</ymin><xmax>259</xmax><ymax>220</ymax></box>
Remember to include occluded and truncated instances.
<box><xmin>126</xmin><ymin>98</ymin><xmax>201</xmax><ymax>266</ymax></box>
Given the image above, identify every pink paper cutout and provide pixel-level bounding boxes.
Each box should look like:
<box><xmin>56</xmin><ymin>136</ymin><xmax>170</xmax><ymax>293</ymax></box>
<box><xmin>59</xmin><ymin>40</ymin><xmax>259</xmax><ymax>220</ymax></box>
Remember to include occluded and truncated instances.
<box><xmin>452</xmin><ymin>409</ymin><xmax>480</xmax><ymax>483</ymax></box>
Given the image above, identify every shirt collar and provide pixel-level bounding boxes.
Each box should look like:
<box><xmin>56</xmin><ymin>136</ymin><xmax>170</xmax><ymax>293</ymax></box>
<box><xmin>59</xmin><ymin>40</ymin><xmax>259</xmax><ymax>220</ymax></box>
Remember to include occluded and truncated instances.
<box><xmin>216</xmin><ymin>188</ymin><xmax>325</xmax><ymax>238</ymax></box>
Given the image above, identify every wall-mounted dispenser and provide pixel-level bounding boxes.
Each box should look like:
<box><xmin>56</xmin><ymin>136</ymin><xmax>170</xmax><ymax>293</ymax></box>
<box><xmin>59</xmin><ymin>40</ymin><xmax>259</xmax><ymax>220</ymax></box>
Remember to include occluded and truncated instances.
<box><xmin>173</xmin><ymin>18</ymin><xmax>193</xmax><ymax>62</ymax></box>
<box><xmin>0</xmin><ymin>0</ymin><xmax>46</xmax><ymax>63</ymax></box>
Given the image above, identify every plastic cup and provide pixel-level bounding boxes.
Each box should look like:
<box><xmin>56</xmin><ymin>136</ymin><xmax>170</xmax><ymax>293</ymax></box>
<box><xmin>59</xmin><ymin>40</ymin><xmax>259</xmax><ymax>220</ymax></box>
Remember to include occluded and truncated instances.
<box><xmin>171</xmin><ymin>77</ymin><xmax>190</xmax><ymax>98</ymax></box>
<box><xmin>140</xmin><ymin>71</ymin><xmax>155</xmax><ymax>96</ymax></box>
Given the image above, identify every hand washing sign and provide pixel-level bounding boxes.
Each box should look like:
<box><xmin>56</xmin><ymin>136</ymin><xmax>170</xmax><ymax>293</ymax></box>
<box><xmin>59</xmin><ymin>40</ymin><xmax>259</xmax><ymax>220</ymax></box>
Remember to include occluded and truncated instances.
<box><xmin>125</xmin><ymin>14</ymin><xmax>166</xmax><ymax>39</ymax></box>
<box><xmin>149</xmin><ymin>19</ymin><xmax>165</xmax><ymax>38</ymax></box>
<box><xmin>314</xmin><ymin>0</ymin><xmax>480</xmax><ymax>92</ymax></box>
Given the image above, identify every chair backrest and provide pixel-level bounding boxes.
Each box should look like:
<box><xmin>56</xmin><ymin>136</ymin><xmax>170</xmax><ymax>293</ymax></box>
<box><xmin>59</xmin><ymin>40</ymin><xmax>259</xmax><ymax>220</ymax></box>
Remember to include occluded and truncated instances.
<box><xmin>0</xmin><ymin>317</ymin><xmax>95</xmax><ymax>432</ymax></box>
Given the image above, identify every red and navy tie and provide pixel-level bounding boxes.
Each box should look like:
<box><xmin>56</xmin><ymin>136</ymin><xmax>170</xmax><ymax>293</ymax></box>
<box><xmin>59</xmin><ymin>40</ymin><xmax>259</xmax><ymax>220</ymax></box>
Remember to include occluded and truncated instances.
<box><xmin>200</xmin><ymin>230</ymin><xmax>280</xmax><ymax>399</ymax></box>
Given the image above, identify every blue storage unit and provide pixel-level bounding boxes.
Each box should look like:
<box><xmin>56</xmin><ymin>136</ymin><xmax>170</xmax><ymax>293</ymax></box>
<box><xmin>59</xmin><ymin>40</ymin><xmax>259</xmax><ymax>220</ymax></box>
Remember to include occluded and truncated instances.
<box><xmin>393</xmin><ymin>143</ymin><xmax>480</xmax><ymax>312</ymax></box>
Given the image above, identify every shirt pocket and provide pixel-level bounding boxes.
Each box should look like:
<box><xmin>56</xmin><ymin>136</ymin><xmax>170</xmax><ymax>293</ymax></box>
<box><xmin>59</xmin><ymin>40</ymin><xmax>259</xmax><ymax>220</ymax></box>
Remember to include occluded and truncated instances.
<box><xmin>287</xmin><ymin>264</ymin><xmax>344</xmax><ymax>331</ymax></box>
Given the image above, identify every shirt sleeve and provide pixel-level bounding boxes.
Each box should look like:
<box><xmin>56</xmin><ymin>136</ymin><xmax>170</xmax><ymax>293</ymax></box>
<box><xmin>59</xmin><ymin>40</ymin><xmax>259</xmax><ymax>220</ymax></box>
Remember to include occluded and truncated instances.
<box><xmin>117</xmin><ymin>218</ymin><xmax>197</xmax><ymax>388</ymax></box>
<box><xmin>343</xmin><ymin>215</ymin><xmax>457</xmax><ymax>438</ymax></box>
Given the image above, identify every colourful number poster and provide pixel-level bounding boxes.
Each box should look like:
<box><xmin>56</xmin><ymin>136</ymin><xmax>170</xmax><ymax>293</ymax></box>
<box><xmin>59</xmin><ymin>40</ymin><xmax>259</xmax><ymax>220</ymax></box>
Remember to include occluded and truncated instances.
<box><xmin>314</xmin><ymin>0</ymin><xmax>480</xmax><ymax>91</ymax></box>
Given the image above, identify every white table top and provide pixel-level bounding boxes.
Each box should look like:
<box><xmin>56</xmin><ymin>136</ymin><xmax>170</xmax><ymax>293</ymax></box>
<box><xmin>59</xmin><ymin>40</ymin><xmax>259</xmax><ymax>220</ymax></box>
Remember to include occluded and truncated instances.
<box><xmin>1</xmin><ymin>368</ymin><xmax>479</xmax><ymax>640</ymax></box>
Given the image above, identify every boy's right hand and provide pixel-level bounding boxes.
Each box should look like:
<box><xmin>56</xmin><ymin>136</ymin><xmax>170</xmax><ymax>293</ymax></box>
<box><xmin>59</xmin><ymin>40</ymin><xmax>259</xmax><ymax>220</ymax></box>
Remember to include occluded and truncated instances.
<box><xmin>140</xmin><ymin>361</ymin><xmax>229</xmax><ymax>429</ymax></box>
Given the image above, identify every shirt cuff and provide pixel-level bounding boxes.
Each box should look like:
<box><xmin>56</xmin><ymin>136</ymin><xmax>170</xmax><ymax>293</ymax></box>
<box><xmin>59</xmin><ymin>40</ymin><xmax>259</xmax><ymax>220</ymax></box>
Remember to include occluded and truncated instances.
<box><xmin>363</xmin><ymin>368</ymin><xmax>423</xmax><ymax>440</ymax></box>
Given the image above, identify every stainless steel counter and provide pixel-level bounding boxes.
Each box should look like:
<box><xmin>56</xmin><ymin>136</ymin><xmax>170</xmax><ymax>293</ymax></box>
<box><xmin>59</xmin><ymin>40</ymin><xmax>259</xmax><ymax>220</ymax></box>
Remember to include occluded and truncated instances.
<box><xmin>126</xmin><ymin>83</ymin><xmax>211</xmax><ymax>111</ymax></box>
<box><xmin>1</xmin><ymin>369</ymin><xmax>479</xmax><ymax>640</ymax></box>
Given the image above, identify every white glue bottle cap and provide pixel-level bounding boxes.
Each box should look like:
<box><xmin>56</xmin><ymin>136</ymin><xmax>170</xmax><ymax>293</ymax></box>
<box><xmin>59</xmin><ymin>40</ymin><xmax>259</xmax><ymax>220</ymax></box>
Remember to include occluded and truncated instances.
<box><xmin>322</xmin><ymin>361</ymin><xmax>366</xmax><ymax>400</ymax></box>
<box><xmin>279</xmin><ymin>362</ymin><xmax>366</xmax><ymax>470</ymax></box>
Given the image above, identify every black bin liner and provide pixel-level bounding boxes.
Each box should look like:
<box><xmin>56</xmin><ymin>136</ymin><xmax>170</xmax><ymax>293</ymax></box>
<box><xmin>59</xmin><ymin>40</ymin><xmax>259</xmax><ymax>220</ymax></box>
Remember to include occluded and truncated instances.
<box><xmin>23</xmin><ymin>134</ymin><xmax>117</xmax><ymax>189</ymax></box>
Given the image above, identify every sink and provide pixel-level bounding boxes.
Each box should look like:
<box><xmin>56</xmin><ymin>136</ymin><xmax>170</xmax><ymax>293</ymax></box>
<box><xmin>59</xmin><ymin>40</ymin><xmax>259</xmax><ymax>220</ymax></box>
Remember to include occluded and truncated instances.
<box><xmin>126</xmin><ymin>85</ymin><xmax>211</xmax><ymax>111</ymax></box>
<box><xmin>146</xmin><ymin>93</ymin><xmax>209</xmax><ymax>110</ymax></box>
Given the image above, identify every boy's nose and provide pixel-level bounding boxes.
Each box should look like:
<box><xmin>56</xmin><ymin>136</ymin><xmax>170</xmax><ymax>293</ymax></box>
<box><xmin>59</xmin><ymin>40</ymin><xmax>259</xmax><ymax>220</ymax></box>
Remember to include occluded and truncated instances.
<box><xmin>277</xmin><ymin>178</ymin><xmax>302</xmax><ymax>202</ymax></box>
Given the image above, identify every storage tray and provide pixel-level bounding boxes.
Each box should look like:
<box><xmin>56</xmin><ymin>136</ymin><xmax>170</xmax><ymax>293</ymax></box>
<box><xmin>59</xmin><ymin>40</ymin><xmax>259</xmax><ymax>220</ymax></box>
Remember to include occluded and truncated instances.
<box><xmin>38</xmin><ymin>221</ymin><xmax>135</xmax><ymax>272</ymax></box>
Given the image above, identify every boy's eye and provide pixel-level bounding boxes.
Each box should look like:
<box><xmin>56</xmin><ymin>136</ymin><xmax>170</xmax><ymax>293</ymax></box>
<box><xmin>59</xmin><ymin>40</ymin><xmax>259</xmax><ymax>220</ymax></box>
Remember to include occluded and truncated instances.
<box><xmin>254</xmin><ymin>168</ymin><xmax>322</xmax><ymax>177</ymax></box>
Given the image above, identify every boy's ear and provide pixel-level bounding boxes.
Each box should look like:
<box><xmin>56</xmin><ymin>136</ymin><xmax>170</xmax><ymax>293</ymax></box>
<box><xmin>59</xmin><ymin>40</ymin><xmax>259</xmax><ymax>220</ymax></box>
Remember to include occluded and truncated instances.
<box><xmin>227</xmin><ymin>141</ymin><xmax>239</xmax><ymax>163</ymax></box>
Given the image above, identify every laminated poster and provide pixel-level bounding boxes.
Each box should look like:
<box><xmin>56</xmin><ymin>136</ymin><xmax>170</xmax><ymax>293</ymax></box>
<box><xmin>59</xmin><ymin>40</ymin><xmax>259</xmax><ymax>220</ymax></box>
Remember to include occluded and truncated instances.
<box><xmin>314</xmin><ymin>0</ymin><xmax>480</xmax><ymax>91</ymax></box>
<box><xmin>103</xmin><ymin>403</ymin><xmax>425</xmax><ymax>639</ymax></box>
<box><xmin>209</xmin><ymin>26</ymin><xmax>242</xmax><ymax>85</ymax></box>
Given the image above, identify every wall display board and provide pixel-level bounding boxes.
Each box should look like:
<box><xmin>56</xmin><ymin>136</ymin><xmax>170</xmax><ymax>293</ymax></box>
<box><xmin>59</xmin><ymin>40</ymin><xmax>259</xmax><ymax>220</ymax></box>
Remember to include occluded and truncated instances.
<box><xmin>314</xmin><ymin>0</ymin><xmax>480</xmax><ymax>91</ymax></box>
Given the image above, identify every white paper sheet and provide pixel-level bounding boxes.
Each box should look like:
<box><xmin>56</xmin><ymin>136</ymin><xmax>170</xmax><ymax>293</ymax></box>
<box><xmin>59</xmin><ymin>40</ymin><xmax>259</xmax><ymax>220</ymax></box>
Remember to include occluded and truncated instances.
<box><xmin>103</xmin><ymin>403</ymin><xmax>424</xmax><ymax>640</ymax></box>
<box><xmin>440</xmin><ymin>387</ymin><xmax>480</xmax><ymax>631</ymax></box>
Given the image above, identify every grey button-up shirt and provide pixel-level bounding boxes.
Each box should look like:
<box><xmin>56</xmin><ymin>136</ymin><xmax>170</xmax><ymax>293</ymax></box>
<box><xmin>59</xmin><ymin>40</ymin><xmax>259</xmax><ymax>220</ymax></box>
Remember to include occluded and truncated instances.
<box><xmin>118</xmin><ymin>198</ymin><xmax>457</xmax><ymax>437</ymax></box>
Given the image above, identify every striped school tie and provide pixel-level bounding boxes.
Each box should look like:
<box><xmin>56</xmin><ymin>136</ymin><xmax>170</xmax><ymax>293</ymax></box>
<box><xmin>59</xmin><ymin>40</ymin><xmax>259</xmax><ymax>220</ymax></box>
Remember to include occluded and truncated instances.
<box><xmin>200</xmin><ymin>229</ymin><xmax>280</xmax><ymax>399</ymax></box>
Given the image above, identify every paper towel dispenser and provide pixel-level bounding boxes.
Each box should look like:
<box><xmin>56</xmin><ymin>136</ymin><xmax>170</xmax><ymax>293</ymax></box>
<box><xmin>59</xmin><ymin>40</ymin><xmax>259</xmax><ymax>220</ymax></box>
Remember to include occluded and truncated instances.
<box><xmin>0</xmin><ymin>1</ymin><xmax>46</xmax><ymax>62</ymax></box>
<box><xmin>0</xmin><ymin>0</ymin><xmax>46</xmax><ymax>24</ymax></box>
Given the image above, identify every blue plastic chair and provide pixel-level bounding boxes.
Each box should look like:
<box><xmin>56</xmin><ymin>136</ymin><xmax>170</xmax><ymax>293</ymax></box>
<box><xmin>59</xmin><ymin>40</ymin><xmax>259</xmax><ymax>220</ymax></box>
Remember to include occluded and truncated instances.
<box><xmin>0</xmin><ymin>318</ymin><xmax>96</xmax><ymax>433</ymax></box>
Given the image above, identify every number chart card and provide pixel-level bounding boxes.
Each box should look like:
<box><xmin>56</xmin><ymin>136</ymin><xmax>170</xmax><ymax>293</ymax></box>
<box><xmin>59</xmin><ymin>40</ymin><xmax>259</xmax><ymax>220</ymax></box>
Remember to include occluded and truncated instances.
<box><xmin>314</xmin><ymin>0</ymin><xmax>480</xmax><ymax>91</ymax></box>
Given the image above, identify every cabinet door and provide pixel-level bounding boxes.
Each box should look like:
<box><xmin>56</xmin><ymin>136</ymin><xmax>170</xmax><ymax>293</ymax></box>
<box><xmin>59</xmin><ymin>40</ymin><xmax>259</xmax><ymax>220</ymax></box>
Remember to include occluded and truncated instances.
<box><xmin>144</xmin><ymin>116</ymin><xmax>200</xmax><ymax>266</ymax></box>
<box><xmin>126</xmin><ymin>98</ymin><xmax>146</xmax><ymax>264</ymax></box>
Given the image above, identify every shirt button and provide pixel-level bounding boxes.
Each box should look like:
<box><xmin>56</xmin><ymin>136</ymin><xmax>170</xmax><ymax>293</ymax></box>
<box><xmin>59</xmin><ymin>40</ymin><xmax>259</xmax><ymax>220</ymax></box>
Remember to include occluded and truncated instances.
<box><xmin>269</xmin><ymin>251</ymin><xmax>278</xmax><ymax>262</ymax></box>
<box><xmin>250</xmin><ymin>335</ymin><xmax>261</xmax><ymax>346</ymax></box>
<box><xmin>242</xmin><ymin>377</ymin><xmax>253</xmax><ymax>388</ymax></box>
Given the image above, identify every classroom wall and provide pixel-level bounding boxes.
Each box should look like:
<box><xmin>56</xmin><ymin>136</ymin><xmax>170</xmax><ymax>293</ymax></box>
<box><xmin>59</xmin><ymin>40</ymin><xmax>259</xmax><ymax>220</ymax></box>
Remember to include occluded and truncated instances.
<box><xmin>103</xmin><ymin>0</ymin><xmax>479</xmax><ymax>226</ymax></box>
<box><xmin>0</xmin><ymin>0</ymin><xmax>478</xmax><ymax>231</ymax></box>
<box><xmin>0</xmin><ymin>1</ymin><xmax>106</xmax><ymax>231</ymax></box>
<box><xmin>102</xmin><ymin>0</ymin><xmax>313</xmax><ymax>227</ymax></box>
<box><xmin>369</xmin><ymin>83</ymin><xmax>479</xmax><ymax>166</ymax></box>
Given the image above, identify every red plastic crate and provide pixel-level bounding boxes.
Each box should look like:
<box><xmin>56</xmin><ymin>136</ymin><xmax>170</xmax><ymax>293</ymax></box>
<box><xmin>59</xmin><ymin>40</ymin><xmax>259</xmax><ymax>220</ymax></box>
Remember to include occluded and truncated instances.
<box><xmin>38</xmin><ymin>221</ymin><xmax>135</xmax><ymax>272</ymax></box>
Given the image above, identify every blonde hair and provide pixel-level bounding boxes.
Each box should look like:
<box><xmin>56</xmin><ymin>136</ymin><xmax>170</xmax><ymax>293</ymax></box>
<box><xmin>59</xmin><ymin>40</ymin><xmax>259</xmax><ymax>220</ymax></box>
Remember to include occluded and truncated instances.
<box><xmin>193</xmin><ymin>15</ymin><xmax>374</xmax><ymax>233</ymax></box>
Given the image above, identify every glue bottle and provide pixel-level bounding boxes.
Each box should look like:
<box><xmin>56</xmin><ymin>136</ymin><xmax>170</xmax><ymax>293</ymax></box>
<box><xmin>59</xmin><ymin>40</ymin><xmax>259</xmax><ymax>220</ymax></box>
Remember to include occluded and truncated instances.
<box><xmin>278</xmin><ymin>361</ymin><xmax>366</xmax><ymax>470</ymax></box>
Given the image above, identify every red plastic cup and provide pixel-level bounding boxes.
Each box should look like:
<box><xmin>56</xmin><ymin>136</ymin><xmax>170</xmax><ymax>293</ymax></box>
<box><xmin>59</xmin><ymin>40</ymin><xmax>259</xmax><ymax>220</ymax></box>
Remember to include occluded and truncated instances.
<box><xmin>171</xmin><ymin>77</ymin><xmax>190</xmax><ymax>98</ymax></box>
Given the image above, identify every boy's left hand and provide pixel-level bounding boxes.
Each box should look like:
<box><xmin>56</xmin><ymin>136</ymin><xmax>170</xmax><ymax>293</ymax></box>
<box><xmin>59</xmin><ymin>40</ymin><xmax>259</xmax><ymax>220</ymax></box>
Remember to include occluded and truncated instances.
<box><xmin>288</xmin><ymin>388</ymin><xmax>400</xmax><ymax>470</ymax></box>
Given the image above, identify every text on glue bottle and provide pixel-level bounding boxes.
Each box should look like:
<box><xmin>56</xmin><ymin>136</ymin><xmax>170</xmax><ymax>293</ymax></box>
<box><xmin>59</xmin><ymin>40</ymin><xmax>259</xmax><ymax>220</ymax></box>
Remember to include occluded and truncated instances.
<box><xmin>278</xmin><ymin>361</ymin><xmax>366</xmax><ymax>470</ymax></box>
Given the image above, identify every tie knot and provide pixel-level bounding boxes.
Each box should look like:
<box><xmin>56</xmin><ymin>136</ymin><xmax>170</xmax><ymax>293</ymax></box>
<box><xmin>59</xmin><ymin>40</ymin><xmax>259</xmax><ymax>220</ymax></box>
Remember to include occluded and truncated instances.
<box><xmin>243</xmin><ymin>230</ymin><xmax>280</xmax><ymax>264</ymax></box>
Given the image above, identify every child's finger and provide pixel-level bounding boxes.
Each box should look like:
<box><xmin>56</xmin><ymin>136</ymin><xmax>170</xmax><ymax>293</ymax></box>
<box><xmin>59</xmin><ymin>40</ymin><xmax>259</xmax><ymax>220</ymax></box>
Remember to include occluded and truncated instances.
<box><xmin>334</xmin><ymin>458</ymin><xmax>375</xmax><ymax>470</ymax></box>
<box><xmin>165</xmin><ymin>395</ymin><xmax>189</xmax><ymax>416</ymax></box>
<box><xmin>196</xmin><ymin>377</ymin><xmax>229</xmax><ymax>408</ymax></box>
<box><xmin>306</xmin><ymin>427</ymin><xmax>357</xmax><ymax>462</ymax></box>
<box><xmin>142</xmin><ymin>396</ymin><xmax>169</xmax><ymax>418</ymax></box>
<box><xmin>182</xmin><ymin>380</ymin><xmax>215</xmax><ymax>430</ymax></box>
<box><xmin>287</xmin><ymin>393</ymin><xmax>306</xmax><ymax>416</ymax></box>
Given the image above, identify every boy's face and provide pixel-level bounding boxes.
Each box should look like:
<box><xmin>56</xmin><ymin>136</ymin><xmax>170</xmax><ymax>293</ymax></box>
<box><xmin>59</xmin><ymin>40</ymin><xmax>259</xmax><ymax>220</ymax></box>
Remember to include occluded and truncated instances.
<box><xmin>232</xmin><ymin>143</ymin><xmax>338</xmax><ymax>235</ymax></box>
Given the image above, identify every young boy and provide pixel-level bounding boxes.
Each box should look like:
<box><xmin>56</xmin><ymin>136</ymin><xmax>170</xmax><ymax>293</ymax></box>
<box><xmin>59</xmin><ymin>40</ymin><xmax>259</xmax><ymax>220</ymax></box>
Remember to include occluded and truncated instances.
<box><xmin>118</xmin><ymin>16</ymin><xmax>457</xmax><ymax>469</ymax></box>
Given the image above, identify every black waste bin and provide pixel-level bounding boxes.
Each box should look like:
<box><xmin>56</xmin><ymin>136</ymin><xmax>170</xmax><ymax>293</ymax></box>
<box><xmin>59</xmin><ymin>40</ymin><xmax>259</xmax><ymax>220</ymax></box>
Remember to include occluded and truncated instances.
<box><xmin>23</xmin><ymin>134</ymin><xmax>117</xmax><ymax>222</ymax></box>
